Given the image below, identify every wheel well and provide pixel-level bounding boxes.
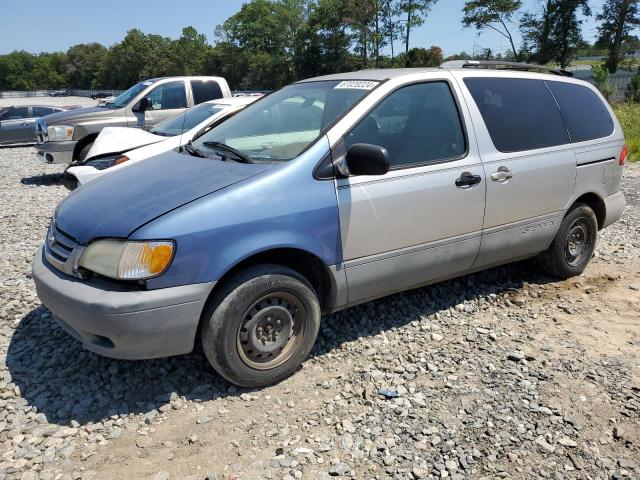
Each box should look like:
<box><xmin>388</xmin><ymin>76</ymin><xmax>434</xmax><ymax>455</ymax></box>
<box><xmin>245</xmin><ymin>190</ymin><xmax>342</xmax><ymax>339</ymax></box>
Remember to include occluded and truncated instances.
<box><xmin>573</xmin><ymin>193</ymin><xmax>605</xmax><ymax>229</ymax></box>
<box><xmin>208</xmin><ymin>248</ymin><xmax>334</xmax><ymax>314</ymax></box>
<box><xmin>72</xmin><ymin>134</ymin><xmax>98</xmax><ymax>161</ymax></box>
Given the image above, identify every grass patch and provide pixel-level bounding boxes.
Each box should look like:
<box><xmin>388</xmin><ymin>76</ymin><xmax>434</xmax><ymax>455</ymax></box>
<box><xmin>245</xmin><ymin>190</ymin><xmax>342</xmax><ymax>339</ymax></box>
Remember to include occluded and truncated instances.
<box><xmin>613</xmin><ymin>103</ymin><xmax>640</xmax><ymax>162</ymax></box>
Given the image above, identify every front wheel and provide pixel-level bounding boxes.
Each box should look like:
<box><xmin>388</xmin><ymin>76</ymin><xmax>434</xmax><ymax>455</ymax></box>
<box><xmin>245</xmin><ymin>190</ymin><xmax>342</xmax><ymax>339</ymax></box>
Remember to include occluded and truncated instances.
<box><xmin>537</xmin><ymin>203</ymin><xmax>598</xmax><ymax>279</ymax></box>
<box><xmin>201</xmin><ymin>264</ymin><xmax>321</xmax><ymax>387</ymax></box>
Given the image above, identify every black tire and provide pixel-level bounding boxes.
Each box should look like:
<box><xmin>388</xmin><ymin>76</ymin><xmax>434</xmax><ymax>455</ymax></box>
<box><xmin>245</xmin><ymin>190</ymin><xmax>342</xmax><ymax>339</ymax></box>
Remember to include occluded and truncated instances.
<box><xmin>77</xmin><ymin>141</ymin><xmax>94</xmax><ymax>161</ymax></box>
<box><xmin>201</xmin><ymin>264</ymin><xmax>321</xmax><ymax>387</ymax></box>
<box><xmin>537</xmin><ymin>203</ymin><xmax>598</xmax><ymax>279</ymax></box>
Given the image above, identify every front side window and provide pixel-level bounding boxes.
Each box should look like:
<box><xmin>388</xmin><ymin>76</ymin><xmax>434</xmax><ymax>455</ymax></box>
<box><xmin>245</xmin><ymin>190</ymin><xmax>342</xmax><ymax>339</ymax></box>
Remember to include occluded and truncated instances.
<box><xmin>191</xmin><ymin>80</ymin><xmax>223</xmax><ymax>104</ymax></box>
<box><xmin>146</xmin><ymin>81</ymin><xmax>188</xmax><ymax>110</ymax></box>
<box><xmin>151</xmin><ymin>103</ymin><xmax>225</xmax><ymax>136</ymax></box>
<box><xmin>546</xmin><ymin>81</ymin><xmax>614</xmax><ymax>143</ymax></box>
<box><xmin>192</xmin><ymin>80</ymin><xmax>375</xmax><ymax>162</ymax></box>
<box><xmin>464</xmin><ymin>77</ymin><xmax>570</xmax><ymax>153</ymax></box>
<box><xmin>345</xmin><ymin>81</ymin><xmax>466</xmax><ymax>168</ymax></box>
<box><xmin>110</xmin><ymin>81</ymin><xmax>152</xmax><ymax>108</ymax></box>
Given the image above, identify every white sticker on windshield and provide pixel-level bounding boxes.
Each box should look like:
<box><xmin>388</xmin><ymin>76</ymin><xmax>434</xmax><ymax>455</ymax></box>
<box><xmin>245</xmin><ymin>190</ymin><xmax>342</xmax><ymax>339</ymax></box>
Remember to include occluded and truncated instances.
<box><xmin>334</xmin><ymin>81</ymin><xmax>379</xmax><ymax>90</ymax></box>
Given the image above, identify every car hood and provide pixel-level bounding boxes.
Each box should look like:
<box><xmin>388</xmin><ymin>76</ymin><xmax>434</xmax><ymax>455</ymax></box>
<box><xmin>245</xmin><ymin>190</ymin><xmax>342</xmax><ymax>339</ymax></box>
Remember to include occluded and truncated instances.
<box><xmin>56</xmin><ymin>150</ymin><xmax>272</xmax><ymax>244</ymax></box>
<box><xmin>43</xmin><ymin>106</ymin><xmax>117</xmax><ymax>125</ymax></box>
<box><xmin>86</xmin><ymin>127</ymin><xmax>166</xmax><ymax>160</ymax></box>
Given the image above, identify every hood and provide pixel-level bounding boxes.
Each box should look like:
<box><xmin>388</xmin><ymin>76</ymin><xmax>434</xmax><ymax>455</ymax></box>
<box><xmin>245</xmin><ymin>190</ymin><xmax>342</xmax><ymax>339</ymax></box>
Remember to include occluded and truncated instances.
<box><xmin>86</xmin><ymin>127</ymin><xmax>166</xmax><ymax>160</ymax></box>
<box><xmin>56</xmin><ymin>150</ymin><xmax>272</xmax><ymax>243</ymax></box>
<box><xmin>43</xmin><ymin>106</ymin><xmax>117</xmax><ymax>125</ymax></box>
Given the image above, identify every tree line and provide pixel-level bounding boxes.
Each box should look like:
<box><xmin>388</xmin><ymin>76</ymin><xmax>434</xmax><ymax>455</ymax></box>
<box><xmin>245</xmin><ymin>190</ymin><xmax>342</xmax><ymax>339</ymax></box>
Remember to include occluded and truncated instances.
<box><xmin>0</xmin><ymin>0</ymin><xmax>638</xmax><ymax>94</ymax></box>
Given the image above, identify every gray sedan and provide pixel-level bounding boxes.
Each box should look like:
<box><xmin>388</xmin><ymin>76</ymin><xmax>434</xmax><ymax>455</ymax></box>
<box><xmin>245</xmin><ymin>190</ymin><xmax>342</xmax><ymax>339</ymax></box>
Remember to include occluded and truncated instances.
<box><xmin>0</xmin><ymin>105</ymin><xmax>70</xmax><ymax>144</ymax></box>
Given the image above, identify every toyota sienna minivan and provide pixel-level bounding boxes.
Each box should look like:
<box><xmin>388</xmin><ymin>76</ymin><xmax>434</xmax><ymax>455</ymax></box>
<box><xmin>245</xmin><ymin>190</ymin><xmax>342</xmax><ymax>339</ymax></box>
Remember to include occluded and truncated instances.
<box><xmin>33</xmin><ymin>62</ymin><xmax>627</xmax><ymax>387</ymax></box>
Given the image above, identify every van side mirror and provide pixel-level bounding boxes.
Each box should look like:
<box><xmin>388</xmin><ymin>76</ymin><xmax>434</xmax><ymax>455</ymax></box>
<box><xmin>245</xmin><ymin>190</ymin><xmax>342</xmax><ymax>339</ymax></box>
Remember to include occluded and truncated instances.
<box><xmin>132</xmin><ymin>97</ymin><xmax>151</xmax><ymax>113</ymax></box>
<box><xmin>345</xmin><ymin>143</ymin><xmax>390</xmax><ymax>176</ymax></box>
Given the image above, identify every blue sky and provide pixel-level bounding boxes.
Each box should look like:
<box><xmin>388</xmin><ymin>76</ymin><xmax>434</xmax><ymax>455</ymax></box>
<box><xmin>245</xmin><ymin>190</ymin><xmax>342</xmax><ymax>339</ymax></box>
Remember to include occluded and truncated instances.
<box><xmin>1</xmin><ymin>0</ymin><xmax>608</xmax><ymax>56</ymax></box>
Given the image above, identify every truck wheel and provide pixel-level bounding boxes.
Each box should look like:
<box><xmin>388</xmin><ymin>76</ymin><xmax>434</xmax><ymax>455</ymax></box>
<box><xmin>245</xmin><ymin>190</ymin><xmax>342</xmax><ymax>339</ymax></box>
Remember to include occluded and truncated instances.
<box><xmin>77</xmin><ymin>141</ymin><xmax>94</xmax><ymax>161</ymax></box>
<box><xmin>537</xmin><ymin>203</ymin><xmax>598</xmax><ymax>279</ymax></box>
<box><xmin>201</xmin><ymin>264</ymin><xmax>321</xmax><ymax>387</ymax></box>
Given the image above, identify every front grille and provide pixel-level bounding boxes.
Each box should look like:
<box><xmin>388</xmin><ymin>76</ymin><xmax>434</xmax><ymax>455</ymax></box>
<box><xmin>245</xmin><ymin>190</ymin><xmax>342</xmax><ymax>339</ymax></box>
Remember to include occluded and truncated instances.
<box><xmin>44</xmin><ymin>222</ymin><xmax>83</xmax><ymax>276</ymax></box>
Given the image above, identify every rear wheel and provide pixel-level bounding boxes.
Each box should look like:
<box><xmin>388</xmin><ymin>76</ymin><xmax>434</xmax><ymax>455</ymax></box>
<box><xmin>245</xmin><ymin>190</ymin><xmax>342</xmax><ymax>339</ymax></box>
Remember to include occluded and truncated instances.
<box><xmin>537</xmin><ymin>203</ymin><xmax>598</xmax><ymax>279</ymax></box>
<box><xmin>201</xmin><ymin>264</ymin><xmax>321</xmax><ymax>387</ymax></box>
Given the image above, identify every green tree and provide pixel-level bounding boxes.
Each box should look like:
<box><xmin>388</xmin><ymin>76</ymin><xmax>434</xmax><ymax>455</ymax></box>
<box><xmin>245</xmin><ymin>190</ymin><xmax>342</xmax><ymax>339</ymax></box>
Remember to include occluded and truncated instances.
<box><xmin>462</xmin><ymin>0</ymin><xmax>523</xmax><ymax>60</ymax></box>
<box><xmin>593</xmin><ymin>63</ymin><xmax>615</xmax><ymax>100</ymax></box>
<box><xmin>626</xmin><ymin>67</ymin><xmax>640</xmax><ymax>101</ymax></box>
<box><xmin>521</xmin><ymin>0</ymin><xmax>590</xmax><ymax>68</ymax></box>
<box><xmin>169</xmin><ymin>27</ymin><xmax>211</xmax><ymax>76</ymax></box>
<box><xmin>399</xmin><ymin>0</ymin><xmax>439</xmax><ymax>66</ymax></box>
<box><xmin>597</xmin><ymin>0</ymin><xmax>640</xmax><ymax>73</ymax></box>
<box><xmin>399</xmin><ymin>46</ymin><xmax>444</xmax><ymax>67</ymax></box>
<box><xmin>64</xmin><ymin>43</ymin><xmax>108</xmax><ymax>89</ymax></box>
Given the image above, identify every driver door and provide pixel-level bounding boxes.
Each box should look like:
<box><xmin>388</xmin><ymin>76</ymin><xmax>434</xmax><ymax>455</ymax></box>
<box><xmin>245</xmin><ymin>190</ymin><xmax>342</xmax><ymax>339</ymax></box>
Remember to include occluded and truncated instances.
<box><xmin>135</xmin><ymin>80</ymin><xmax>188</xmax><ymax>128</ymax></box>
<box><xmin>0</xmin><ymin>107</ymin><xmax>34</xmax><ymax>144</ymax></box>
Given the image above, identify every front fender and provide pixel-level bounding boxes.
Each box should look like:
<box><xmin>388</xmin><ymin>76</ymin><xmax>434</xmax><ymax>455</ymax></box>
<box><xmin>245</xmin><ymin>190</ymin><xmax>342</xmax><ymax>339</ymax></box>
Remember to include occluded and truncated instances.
<box><xmin>132</xmin><ymin>137</ymin><xmax>342</xmax><ymax>290</ymax></box>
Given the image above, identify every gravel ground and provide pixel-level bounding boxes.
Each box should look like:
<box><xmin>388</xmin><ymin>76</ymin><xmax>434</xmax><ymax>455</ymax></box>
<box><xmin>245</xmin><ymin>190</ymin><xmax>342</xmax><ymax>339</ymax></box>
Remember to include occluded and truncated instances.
<box><xmin>0</xmin><ymin>140</ymin><xmax>638</xmax><ymax>480</ymax></box>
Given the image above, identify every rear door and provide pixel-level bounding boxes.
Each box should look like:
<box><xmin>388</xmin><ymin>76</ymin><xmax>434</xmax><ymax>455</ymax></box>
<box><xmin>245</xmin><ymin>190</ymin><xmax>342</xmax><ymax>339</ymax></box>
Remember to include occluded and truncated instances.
<box><xmin>0</xmin><ymin>106</ymin><xmax>34</xmax><ymax>143</ymax></box>
<box><xmin>334</xmin><ymin>78</ymin><xmax>486</xmax><ymax>304</ymax></box>
<box><xmin>459</xmin><ymin>75</ymin><xmax>576</xmax><ymax>269</ymax></box>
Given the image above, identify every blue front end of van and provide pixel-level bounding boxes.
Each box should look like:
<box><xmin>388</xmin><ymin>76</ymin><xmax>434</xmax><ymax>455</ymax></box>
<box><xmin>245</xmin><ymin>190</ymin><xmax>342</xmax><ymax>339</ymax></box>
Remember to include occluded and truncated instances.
<box><xmin>32</xmin><ymin>137</ymin><xmax>342</xmax><ymax>360</ymax></box>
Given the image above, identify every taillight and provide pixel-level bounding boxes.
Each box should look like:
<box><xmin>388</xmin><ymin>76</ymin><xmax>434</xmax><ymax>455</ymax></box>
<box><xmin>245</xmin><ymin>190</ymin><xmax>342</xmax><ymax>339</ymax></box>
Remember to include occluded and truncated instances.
<box><xmin>620</xmin><ymin>144</ymin><xmax>628</xmax><ymax>166</ymax></box>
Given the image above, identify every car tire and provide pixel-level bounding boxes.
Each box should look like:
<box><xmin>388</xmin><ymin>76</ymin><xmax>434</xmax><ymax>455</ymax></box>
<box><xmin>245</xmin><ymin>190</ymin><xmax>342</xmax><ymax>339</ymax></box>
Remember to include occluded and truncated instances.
<box><xmin>77</xmin><ymin>141</ymin><xmax>94</xmax><ymax>161</ymax></box>
<box><xmin>536</xmin><ymin>203</ymin><xmax>598</xmax><ymax>279</ymax></box>
<box><xmin>201</xmin><ymin>264</ymin><xmax>321</xmax><ymax>387</ymax></box>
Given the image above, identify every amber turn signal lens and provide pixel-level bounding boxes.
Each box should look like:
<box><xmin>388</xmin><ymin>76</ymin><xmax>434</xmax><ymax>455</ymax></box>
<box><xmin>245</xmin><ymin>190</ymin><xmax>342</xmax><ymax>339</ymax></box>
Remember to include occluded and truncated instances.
<box><xmin>114</xmin><ymin>155</ymin><xmax>129</xmax><ymax>165</ymax></box>
<box><xmin>150</xmin><ymin>244</ymin><xmax>173</xmax><ymax>274</ymax></box>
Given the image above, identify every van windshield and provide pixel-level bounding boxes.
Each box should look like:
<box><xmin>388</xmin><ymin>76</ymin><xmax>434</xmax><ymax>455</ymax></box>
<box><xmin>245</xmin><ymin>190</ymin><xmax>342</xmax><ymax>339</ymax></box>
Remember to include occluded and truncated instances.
<box><xmin>151</xmin><ymin>104</ymin><xmax>226</xmax><ymax>137</ymax></box>
<box><xmin>106</xmin><ymin>81</ymin><xmax>154</xmax><ymax>109</ymax></box>
<box><xmin>191</xmin><ymin>80</ymin><xmax>377</xmax><ymax>162</ymax></box>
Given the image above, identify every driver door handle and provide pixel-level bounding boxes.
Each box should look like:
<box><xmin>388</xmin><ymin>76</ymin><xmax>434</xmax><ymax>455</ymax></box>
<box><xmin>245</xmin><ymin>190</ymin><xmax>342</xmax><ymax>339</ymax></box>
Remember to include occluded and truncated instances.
<box><xmin>455</xmin><ymin>172</ymin><xmax>482</xmax><ymax>188</ymax></box>
<box><xmin>491</xmin><ymin>167</ymin><xmax>513</xmax><ymax>182</ymax></box>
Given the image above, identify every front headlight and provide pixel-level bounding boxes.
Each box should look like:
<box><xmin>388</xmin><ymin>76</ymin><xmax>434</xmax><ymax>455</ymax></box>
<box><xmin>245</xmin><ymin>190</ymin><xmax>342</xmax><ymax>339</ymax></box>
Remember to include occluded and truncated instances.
<box><xmin>84</xmin><ymin>155</ymin><xmax>129</xmax><ymax>171</ymax></box>
<box><xmin>79</xmin><ymin>239</ymin><xmax>175</xmax><ymax>280</ymax></box>
<box><xmin>47</xmin><ymin>125</ymin><xmax>74</xmax><ymax>142</ymax></box>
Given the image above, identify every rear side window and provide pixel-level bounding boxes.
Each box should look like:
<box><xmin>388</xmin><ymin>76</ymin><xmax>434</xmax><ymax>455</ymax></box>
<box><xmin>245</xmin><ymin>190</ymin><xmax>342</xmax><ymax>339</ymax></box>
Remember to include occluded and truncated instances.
<box><xmin>464</xmin><ymin>77</ymin><xmax>570</xmax><ymax>153</ymax></box>
<box><xmin>546</xmin><ymin>81</ymin><xmax>614</xmax><ymax>142</ymax></box>
<box><xmin>191</xmin><ymin>80</ymin><xmax>223</xmax><ymax>104</ymax></box>
<box><xmin>33</xmin><ymin>107</ymin><xmax>54</xmax><ymax>117</ymax></box>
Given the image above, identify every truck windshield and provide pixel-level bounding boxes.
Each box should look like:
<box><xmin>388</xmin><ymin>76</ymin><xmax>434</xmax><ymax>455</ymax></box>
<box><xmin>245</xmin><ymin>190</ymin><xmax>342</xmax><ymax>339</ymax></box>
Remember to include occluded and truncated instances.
<box><xmin>191</xmin><ymin>80</ymin><xmax>378</xmax><ymax>162</ymax></box>
<box><xmin>151</xmin><ymin>104</ymin><xmax>226</xmax><ymax>137</ymax></box>
<box><xmin>106</xmin><ymin>81</ymin><xmax>154</xmax><ymax>109</ymax></box>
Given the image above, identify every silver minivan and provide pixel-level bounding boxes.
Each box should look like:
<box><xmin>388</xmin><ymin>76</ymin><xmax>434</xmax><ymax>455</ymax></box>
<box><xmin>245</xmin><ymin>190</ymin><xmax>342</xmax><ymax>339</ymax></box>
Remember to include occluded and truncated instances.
<box><xmin>33</xmin><ymin>62</ymin><xmax>627</xmax><ymax>387</ymax></box>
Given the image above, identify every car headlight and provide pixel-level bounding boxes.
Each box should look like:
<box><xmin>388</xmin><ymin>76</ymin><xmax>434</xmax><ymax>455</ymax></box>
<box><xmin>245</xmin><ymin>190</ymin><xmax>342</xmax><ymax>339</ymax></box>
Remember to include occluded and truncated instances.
<box><xmin>47</xmin><ymin>125</ymin><xmax>74</xmax><ymax>141</ymax></box>
<box><xmin>84</xmin><ymin>155</ymin><xmax>129</xmax><ymax>171</ymax></box>
<box><xmin>79</xmin><ymin>239</ymin><xmax>175</xmax><ymax>280</ymax></box>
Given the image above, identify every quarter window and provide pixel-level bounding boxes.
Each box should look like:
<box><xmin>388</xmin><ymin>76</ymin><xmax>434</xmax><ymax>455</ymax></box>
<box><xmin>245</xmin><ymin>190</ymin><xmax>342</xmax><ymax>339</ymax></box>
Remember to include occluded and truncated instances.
<box><xmin>146</xmin><ymin>81</ymin><xmax>187</xmax><ymax>110</ymax></box>
<box><xmin>546</xmin><ymin>81</ymin><xmax>614</xmax><ymax>142</ymax></box>
<box><xmin>464</xmin><ymin>77</ymin><xmax>570</xmax><ymax>153</ymax></box>
<box><xmin>345</xmin><ymin>82</ymin><xmax>466</xmax><ymax>168</ymax></box>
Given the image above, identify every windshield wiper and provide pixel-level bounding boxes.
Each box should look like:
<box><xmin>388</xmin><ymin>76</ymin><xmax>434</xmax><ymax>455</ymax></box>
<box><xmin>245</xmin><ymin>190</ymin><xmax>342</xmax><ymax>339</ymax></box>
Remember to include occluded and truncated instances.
<box><xmin>182</xmin><ymin>140</ymin><xmax>209</xmax><ymax>158</ymax></box>
<box><xmin>202</xmin><ymin>141</ymin><xmax>253</xmax><ymax>164</ymax></box>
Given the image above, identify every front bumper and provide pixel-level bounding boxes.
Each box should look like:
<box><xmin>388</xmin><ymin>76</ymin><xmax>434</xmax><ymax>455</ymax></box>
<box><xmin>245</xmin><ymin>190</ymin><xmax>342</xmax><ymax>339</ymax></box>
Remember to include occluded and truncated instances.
<box><xmin>64</xmin><ymin>165</ymin><xmax>105</xmax><ymax>188</ymax></box>
<box><xmin>602</xmin><ymin>191</ymin><xmax>627</xmax><ymax>229</ymax></box>
<box><xmin>34</xmin><ymin>140</ymin><xmax>76</xmax><ymax>164</ymax></box>
<box><xmin>32</xmin><ymin>246</ymin><xmax>215</xmax><ymax>360</ymax></box>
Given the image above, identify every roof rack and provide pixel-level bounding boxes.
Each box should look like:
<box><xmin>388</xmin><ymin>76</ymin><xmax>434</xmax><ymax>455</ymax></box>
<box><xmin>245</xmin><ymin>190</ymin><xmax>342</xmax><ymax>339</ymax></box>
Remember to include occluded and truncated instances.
<box><xmin>440</xmin><ymin>60</ymin><xmax>573</xmax><ymax>77</ymax></box>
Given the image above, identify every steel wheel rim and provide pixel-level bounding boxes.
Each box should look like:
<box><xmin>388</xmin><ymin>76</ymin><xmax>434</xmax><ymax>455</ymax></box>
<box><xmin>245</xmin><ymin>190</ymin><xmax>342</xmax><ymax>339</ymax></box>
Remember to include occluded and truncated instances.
<box><xmin>236</xmin><ymin>292</ymin><xmax>306</xmax><ymax>370</ymax></box>
<box><xmin>564</xmin><ymin>218</ymin><xmax>592</xmax><ymax>267</ymax></box>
